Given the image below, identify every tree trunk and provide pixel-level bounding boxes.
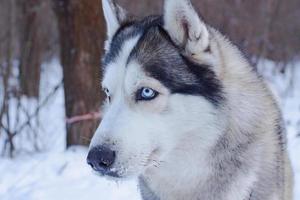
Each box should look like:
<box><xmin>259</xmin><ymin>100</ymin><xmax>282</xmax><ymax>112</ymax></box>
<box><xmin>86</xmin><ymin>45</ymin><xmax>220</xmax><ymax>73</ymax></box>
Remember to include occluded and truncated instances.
<box><xmin>54</xmin><ymin>0</ymin><xmax>105</xmax><ymax>147</ymax></box>
<box><xmin>19</xmin><ymin>0</ymin><xmax>42</xmax><ymax>98</ymax></box>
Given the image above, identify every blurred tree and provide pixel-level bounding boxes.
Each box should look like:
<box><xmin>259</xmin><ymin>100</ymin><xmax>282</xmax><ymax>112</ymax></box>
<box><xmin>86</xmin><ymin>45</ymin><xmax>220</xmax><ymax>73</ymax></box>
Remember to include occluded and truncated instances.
<box><xmin>0</xmin><ymin>0</ymin><xmax>16</xmax><ymax>157</ymax></box>
<box><xmin>0</xmin><ymin>0</ymin><xmax>60</xmax><ymax>156</ymax></box>
<box><xmin>19</xmin><ymin>0</ymin><xmax>42</xmax><ymax>98</ymax></box>
<box><xmin>54</xmin><ymin>0</ymin><xmax>105</xmax><ymax>147</ymax></box>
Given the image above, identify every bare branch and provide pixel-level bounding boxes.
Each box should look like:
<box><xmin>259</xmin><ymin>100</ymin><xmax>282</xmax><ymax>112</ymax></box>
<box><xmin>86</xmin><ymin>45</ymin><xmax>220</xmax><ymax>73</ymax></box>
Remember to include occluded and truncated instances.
<box><xmin>13</xmin><ymin>80</ymin><xmax>63</xmax><ymax>136</ymax></box>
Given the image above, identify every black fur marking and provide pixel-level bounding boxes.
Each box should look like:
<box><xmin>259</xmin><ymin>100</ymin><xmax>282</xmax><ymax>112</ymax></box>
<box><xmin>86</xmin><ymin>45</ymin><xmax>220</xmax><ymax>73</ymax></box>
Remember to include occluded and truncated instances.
<box><xmin>180</xmin><ymin>56</ymin><xmax>224</xmax><ymax>105</ymax></box>
<box><xmin>144</xmin><ymin>60</ymin><xmax>224</xmax><ymax>106</ymax></box>
<box><xmin>204</xmin><ymin>45</ymin><xmax>211</xmax><ymax>53</ymax></box>
<box><xmin>247</xmin><ymin>190</ymin><xmax>253</xmax><ymax>200</ymax></box>
<box><xmin>102</xmin><ymin>21</ymin><xmax>141</xmax><ymax>67</ymax></box>
<box><xmin>104</xmin><ymin>15</ymin><xmax>224</xmax><ymax>106</ymax></box>
<box><xmin>275</xmin><ymin>117</ymin><xmax>286</xmax><ymax>151</ymax></box>
<box><xmin>128</xmin><ymin>18</ymin><xmax>224</xmax><ymax>106</ymax></box>
<box><xmin>102</xmin><ymin>16</ymin><xmax>162</xmax><ymax>68</ymax></box>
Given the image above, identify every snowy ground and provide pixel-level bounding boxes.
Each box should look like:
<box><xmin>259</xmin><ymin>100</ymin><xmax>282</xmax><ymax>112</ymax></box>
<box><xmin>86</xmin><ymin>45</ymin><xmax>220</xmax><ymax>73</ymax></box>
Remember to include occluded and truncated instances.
<box><xmin>0</xmin><ymin>59</ymin><xmax>299</xmax><ymax>200</ymax></box>
<box><xmin>0</xmin><ymin>147</ymin><xmax>141</xmax><ymax>200</ymax></box>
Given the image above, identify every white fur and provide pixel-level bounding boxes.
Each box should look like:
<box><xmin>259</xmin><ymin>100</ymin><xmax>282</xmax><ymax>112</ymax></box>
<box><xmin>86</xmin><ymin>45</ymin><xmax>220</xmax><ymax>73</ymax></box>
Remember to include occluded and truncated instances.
<box><xmin>91</xmin><ymin>35</ymin><xmax>141</xmax><ymax>150</ymax></box>
<box><xmin>93</xmin><ymin>55</ymin><xmax>223</xmax><ymax>179</ymax></box>
<box><xmin>91</xmin><ymin>31</ymin><xmax>224</xmax><ymax>179</ymax></box>
<box><xmin>164</xmin><ymin>0</ymin><xmax>209</xmax><ymax>55</ymax></box>
<box><xmin>101</xmin><ymin>36</ymin><xmax>141</xmax><ymax>93</ymax></box>
<box><xmin>102</xmin><ymin>0</ymin><xmax>119</xmax><ymax>38</ymax></box>
<box><xmin>225</xmin><ymin>171</ymin><xmax>257</xmax><ymax>200</ymax></box>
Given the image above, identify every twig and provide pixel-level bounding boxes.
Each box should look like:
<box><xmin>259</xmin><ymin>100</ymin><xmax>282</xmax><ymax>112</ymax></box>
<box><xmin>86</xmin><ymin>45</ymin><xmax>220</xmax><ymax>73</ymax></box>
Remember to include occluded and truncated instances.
<box><xmin>13</xmin><ymin>80</ymin><xmax>63</xmax><ymax>136</ymax></box>
<box><xmin>19</xmin><ymin>103</ymin><xmax>40</xmax><ymax>151</ymax></box>
<box><xmin>66</xmin><ymin>112</ymin><xmax>101</xmax><ymax>125</ymax></box>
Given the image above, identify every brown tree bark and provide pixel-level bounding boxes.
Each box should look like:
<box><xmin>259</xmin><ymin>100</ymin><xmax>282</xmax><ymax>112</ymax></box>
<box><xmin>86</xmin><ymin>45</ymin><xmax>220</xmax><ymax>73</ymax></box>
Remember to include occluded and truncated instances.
<box><xmin>54</xmin><ymin>0</ymin><xmax>105</xmax><ymax>147</ymax></box>
<box><xmin>19</xmin><ymin>0</ymin><xmax>42</xmax><ymax>98</ymax></box>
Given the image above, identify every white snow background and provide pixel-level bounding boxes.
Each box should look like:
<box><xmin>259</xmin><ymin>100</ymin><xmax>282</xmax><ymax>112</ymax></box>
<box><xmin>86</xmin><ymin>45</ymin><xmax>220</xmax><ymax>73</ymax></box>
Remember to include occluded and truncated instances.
<box><xmin>0</xmin><ymin>58</ymin><xmax>299</xmax><ymax>200</ymax></box>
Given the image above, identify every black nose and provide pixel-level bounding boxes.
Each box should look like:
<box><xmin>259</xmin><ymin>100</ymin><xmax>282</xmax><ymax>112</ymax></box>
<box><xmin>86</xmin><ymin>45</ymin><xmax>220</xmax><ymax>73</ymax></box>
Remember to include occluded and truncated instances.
<box><xmin>87</xmin><ymin>146</ymin><xmax>116</xmax><ymax>173</ymax></box>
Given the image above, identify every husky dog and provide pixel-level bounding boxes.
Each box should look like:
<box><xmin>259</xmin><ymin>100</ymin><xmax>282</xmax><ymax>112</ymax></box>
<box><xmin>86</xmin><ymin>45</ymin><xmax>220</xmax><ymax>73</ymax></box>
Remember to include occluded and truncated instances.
<box><xmin>87</xmin><ymin>0</ymin><xmax>294</xmax><ymax>199</ymax></box>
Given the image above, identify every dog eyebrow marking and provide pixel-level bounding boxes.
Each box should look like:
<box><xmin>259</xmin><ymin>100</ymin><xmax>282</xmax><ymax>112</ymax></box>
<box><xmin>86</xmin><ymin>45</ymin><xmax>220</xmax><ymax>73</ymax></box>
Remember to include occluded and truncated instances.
<box><xmin>103</xmin><ymin>23</ymin><xmax>141</xmax><ymax>67</ymax></box>
<box><xmin>103</xmin><ymin>16</ymin><xmax>164</xmax><ymax>69</ymax></box>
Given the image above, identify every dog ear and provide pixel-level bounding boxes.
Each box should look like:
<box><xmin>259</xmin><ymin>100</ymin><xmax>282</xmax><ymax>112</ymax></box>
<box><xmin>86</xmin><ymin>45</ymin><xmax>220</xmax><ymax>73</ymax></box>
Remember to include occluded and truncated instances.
<box><xmin>102</xmin><ymin>0</ymin><xmax>127</xmax><ymax>39</ymax></box>
<box><xmin>163</xmin><ymin>0</ymin><xmax>209</xmax><ymax>56</ymax></box>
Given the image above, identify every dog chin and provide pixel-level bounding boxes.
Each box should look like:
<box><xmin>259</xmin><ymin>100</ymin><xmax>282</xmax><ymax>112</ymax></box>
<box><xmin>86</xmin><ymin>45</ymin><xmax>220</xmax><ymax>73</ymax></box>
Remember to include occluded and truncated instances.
<box><xmin>91</xmin><ymin>164</ymin><xmax>142</xmax><ymax>181</ymax></box>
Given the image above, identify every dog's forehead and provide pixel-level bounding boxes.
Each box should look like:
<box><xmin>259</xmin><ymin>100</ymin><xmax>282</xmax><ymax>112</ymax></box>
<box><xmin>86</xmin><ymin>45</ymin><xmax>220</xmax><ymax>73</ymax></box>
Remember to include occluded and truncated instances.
<box><xmin>102</xmin><ymin>16</ymin><xmax>165</xmax><ymax>88</ymax></box>
<box><xmin>101</xmin><ymin>16</ymin><xmax>223</xmax><ymax>106</ymax></box>
<box><xmin>102</xmin><ymin>35</ymin><xmax>141</xmax><ymax>90</ymax></box>
<box><xmin>103</xmin><ymin>16</ymin><xmax>163</xmax><ymax>67</ymax></box>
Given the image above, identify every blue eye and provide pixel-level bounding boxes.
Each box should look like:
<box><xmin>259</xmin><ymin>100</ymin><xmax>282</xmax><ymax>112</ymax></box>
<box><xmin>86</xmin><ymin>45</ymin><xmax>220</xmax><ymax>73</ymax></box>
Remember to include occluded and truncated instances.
<box><xmin>136</xmin><ymin>87</ymin><xmax>158</xmax><ymax>101</ymax></box>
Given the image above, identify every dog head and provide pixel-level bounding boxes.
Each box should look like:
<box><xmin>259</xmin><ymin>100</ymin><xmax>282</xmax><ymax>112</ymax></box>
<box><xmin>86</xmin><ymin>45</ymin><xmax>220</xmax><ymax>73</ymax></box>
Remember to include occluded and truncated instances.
<box><xmin>87</xmin><ymin>0</ymin><xmax>225</xmax><ymax>179</ymax></box>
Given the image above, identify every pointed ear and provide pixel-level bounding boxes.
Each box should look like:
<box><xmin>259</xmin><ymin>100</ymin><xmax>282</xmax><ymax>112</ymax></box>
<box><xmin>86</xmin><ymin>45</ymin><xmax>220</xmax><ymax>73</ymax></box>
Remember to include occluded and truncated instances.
<box><xmin>102</xmin><ymin>0</ymin><xmax>127</xmax><ymax>39</ymax></box>
<box><xmin>163</xmin><ymin>0</ymin><xmax>209</xmax><ymax>55</ymax></box>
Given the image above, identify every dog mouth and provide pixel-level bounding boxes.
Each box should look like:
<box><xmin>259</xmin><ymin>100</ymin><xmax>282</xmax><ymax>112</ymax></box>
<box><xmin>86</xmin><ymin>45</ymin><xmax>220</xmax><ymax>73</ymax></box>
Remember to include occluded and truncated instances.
<box><xmin>92</xmin><ymin>148</ymin><xmax>162</xmax><ymax>179</ymax></box>
<box><xmin>91</xmin><ymin>164</ymin><xmax>122</xmax><ymax>178</ymax></box>
<box><xmin>92</xmin><ymin>168</ymin><xmax>121</xmax><ymax>178</ymax></box>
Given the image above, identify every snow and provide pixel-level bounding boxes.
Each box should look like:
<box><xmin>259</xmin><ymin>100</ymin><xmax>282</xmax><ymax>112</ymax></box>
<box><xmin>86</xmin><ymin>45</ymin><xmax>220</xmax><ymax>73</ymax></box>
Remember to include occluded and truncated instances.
<box><xmin>0</xmin><ymin>59</ymin><xmax>142</xmax><ymax>200</ymax></box>
<box><xmin>0</xmin><ymin>59</ymin><xmax>66</xmax><ymax>153</ymax></box>
<box><xmin>0</xmin><ymin>147</ymin><xmax>141</xmax><ymax>200</ymax></box>
<box><xmin>0</xmin><ymin>58</ymin><xmax>299</xmax><ymax>200</ymax></box>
